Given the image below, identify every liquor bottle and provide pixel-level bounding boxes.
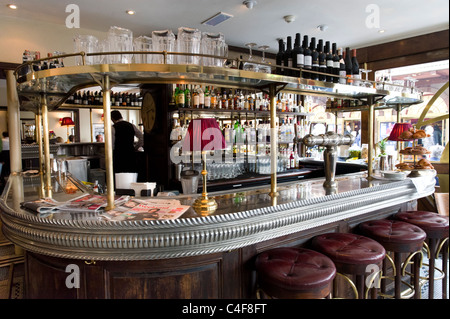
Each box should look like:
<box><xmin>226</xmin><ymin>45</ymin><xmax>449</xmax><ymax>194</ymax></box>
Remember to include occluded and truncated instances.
<box><xmin>198</xmin><ymin>85</ymin><xmax>205</xmax><ymax>108</ymax></box>
<box><xmin>222</xmin><ymin>89</ymin><xmax>228</xmax><ymax>109</ymax></box>
<box><xmin>318</xmin><ymin>40</ymin><xmax>326</xmax><ymax>82</ymax></box>
<box><xmin>276</xmin><ymin>39</ymin><xmax>285</xmax><ymax>75</ymax></box>
<box><xmin>204</xmin><ymin>86</ymin><xmax>211</xmax><ymax>109</ymax></box>
<box><xmin>293</xmin><ymin>33</ymin><xmax>303</xmax><ymax>77</ymax></box>
<box><xmin>227</xmin><ymin>90</ymin><xmax>233</xmax><ymax>110</ymax></box>
<box><xmin>310</xmin><ymin>37</ymin><xmax>319</xmax><ymax>81</ymax></box>
<box><xmin>192</xmin><ymin>85</ymin><xmax>199</xmax><ymax>108</ymax></box>
<box><xmin>338</xmin><ymin>48</ymin><xmax>346</xmax><ymax>84</ymax></box>
<box><xmin>332</xmin><ymin>43</ymin><xmax>340</xmax><ymax>83</ymax></box>
<box><xmin>303</xmin><ymin>35</ymin><xmax>311</xmax><ymax>79</ymax></box>
<box><xmin>210</xmin><ymin>86</ymin><xmax>217</xmax><ymax>109</ymax></box>
<box><xmin>177</xmin><ymin>85</ymin><xmax>185</xmax><ymax>108</ymax></box>
<box><xmin>351</xmin><ymin>49</ymin><xmax>360</xmax><ymax>85</ymax></box>
<box><xmin>185</xmin><ymin>85</ymin><xmax>191</xmax><ymax>108</ymax></box>
<box><xmin>283</xmin><ymin>36</ymin><xmax>293</xmax><ymax>76</ymax></box>
<box><xmin>290</xmin><ymin>152</ymin><xmax>295</xmax><ymax>170</ymax></box>
<box><xmin>344</xmin><ymin>47</ymin><xmax>353</xmax><ymax>84</ymax></box>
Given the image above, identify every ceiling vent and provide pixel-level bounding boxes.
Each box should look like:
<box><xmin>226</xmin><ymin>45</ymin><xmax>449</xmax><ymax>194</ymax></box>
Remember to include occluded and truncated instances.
<box><xmin>201</xmin><ymin>12</ymin><xmax>234</xmax><ymax>26</ymax></box>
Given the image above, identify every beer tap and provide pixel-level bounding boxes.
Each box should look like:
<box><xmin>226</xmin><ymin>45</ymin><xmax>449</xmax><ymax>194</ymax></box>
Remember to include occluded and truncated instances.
<box><xmin>303</xmin><ymin>131</ymin><xmax>354</xmax><ymax>188</ymax></box>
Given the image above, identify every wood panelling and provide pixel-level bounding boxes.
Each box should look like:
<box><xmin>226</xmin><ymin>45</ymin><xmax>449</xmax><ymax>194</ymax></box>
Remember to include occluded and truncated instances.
<box><xmin>357</xmin><ymin>30</ymin><xmax>449</xmax><ymax>74</ymax></box>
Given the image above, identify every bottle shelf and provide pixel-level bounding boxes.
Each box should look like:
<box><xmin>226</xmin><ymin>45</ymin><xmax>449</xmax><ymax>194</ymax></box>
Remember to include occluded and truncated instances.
<box><xmin>170</xmin><ymin>106</ymin><xmax>310</xmax><ymax>118</ymax></box>
<box><xmin>15</xmin><ymin>63</ymin><xmax>422</xmax><ymax>113</ymax></box>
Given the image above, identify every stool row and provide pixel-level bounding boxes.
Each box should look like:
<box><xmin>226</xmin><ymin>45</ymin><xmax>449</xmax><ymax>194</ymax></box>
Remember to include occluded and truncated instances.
<box><xmin>255</xmin><ymin>211</ymin><xmax>449</xmax><ymax>299</ymax></box>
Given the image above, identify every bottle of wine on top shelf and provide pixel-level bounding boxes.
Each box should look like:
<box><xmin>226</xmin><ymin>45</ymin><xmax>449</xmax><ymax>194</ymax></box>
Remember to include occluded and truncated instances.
<box><xmin>276</xmin><ymin>39</ymin><xmax>285</xmax><ymax>75</ymax></box>
<box><xmin>332</xmin><ymin>43</ymin><xmax>340</xmax><ymax>83</ymax></box>
<box><xmin>351</xmin><ymin>49</ymin><xmax>360</xmax><ymax>86</ymax></box>
<box><xmin>344</xmin><ymin>47</ymin><xmax>353</xmax><ymax>85</ymax></box>
<box><xmin>283</xmin><ymin>36</ymin><xmax>293</xmax><ymax>76</ymax></box>
<box><xmin>325</xmin><ymin>41</ymin><xmax>333</xmax><ymax>82</ymax></box>
<box><xmin>293</xmin><ymin>33</ymin><xmax>303</xmax><ymax>77</ymax></box>
<box><xmin>318</xmin><ymin>40</ymin><xmax>326</xmax><ymax>82</ymax></box>
<box><xmin>302</xmin><ymin>35</ymin><xmax>311</xmax><ymax>79</ymax></box>
<box><xmin>310</xmin><ymin>37</ymin><xmax>319</xmax><ymax>81</ymax></box>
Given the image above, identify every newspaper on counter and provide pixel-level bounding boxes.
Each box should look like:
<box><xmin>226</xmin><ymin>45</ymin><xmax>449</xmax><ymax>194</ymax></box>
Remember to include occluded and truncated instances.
<box><xmin>100</xmin><ymin>198</ymin><xmax>190</xmax><ymax>221</ymax></box>
<box><xmin>21</xmin><ymin>194</ymin><xmax>129</xmax><ymax>213</ymax></box>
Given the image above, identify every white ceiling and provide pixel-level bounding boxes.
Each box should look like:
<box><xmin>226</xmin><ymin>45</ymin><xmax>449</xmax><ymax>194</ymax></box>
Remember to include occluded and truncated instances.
<box><xmin>1</xmin><ymin>0</ymin><xmax>449</xmax><ymax>54</ymax></box>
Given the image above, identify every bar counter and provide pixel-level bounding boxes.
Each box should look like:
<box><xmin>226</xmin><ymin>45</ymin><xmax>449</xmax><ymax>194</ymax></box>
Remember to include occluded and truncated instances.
<box><xmin>0</xmin><ymin>171</ymin><xmax>436</xmax><ymax>298</ymax></box>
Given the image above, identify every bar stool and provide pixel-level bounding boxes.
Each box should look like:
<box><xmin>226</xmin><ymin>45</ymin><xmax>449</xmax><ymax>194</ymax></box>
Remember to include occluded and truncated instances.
<box><xmin>255</xmin><ymin>247</ymin><xmax>336</xmax><ymax>299</ymax></box>
<box><xmin>359</xmin><ymin>219</ymin><xmax>426</xmax><ymax>299</ymax></box>
<box><xmin>311</xmin><ymin>233</ymin><xmax>385</xmax><ymax>299</ymax></box>
<box><xmin>395</xmin><ymin>211</ymin><xmax>449</xmax><ymax>299</ymax></box>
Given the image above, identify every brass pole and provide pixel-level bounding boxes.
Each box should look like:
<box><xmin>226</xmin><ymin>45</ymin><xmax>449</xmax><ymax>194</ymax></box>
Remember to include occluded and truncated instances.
<box><xmin>368</xmin><ymin>96</ymin><xmax>374</xmax><ymax>179</ymax></box>
<box><xmin>41</xmin><ymin>90</ymin><xmax>52</xmax><ymax>198</ymax></box>
<box><xmin>5</xmin><ymin>70</ymin><xmax>22</xmax><ymax>175</ymax></box>
<box><xmin>90</xmin><ymin>108</ymin><xmax>94</xmax><ymax>143</ymax></box>
<box><xmin>269</xmin><ymin>84</ymin><xmax>278</xmax><ymax>206</ymax></box>
<box><xmin>102</xmin><ymin>75</ymin><xmax>115</xmax><ymax>210</ymax></box>
<box><xmin>35</xmin><ymin>112</ymin><xmax>45</xmax><ymax>198</ymax></box>
<box><xmin>396</xmin><ymin>105</ymin><xmax>403</xmax><ymax>163</ymax></box>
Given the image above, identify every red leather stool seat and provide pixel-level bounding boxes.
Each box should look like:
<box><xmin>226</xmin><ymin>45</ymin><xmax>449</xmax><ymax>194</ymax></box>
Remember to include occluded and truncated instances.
<box><xmin>311</xmin><ymin>233</ymin><xmax>386</xmax><ymax>274</ymax></box>
<box><xmin>359</xmin><ymin>219</ymin><xmax>426</xmax><ymax>253</ymax></box>
<box><xmin>255</xmin><ymin>247</ymin><xmax>336</xmax><ymax>299</ymax></box>
<box><xmin>395</xmin><ymin>211</ymin><xmax>449</xmax><ymax>239</ymax></box>
<box><xmin>394</xmin><ymin>211</ymin><xmax>449</xmax><ymax>299</ymax></box>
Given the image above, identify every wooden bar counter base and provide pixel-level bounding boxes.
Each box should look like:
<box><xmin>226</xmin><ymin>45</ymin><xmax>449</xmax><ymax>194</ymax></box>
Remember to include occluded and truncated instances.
<box><xmin>0</xmin><ymin>171</ymin><xmax>436</xmax><ymax>299</ymax></box>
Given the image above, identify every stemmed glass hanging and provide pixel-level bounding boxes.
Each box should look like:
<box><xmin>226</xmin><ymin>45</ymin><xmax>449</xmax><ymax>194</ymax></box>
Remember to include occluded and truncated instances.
<box><xmin>243</xmin><ymin>43</ymin><xmax>259</xmax><ymax>72</ymax></box>
<box><xmin>258</xmin><ymin>45</ymin><xmax>271</xmax><ymax>74</ymax></box>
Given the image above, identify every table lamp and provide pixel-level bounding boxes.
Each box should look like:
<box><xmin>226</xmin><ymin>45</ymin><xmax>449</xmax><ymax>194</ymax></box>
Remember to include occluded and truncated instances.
<box><xmin>182</xmin><ymin>118</ymin><xmax>226</xmax><ymax>216</ymax></box>
<box><xmin>61</xmin><ymin>117</ymin><xmax>75</xmax><ymax>143</ymax></box>
<box><xmin>388</xmin><ymin>122</ymin><xmax>412</xmax><ymax>163</ymax></box>
<box><xmin>388</xmin><ymin>123</ymin><xmax>412</xmax><ymax>141</ymax></box>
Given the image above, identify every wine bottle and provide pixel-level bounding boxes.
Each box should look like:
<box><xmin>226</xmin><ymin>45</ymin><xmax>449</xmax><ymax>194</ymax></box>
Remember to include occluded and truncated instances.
<box><xmin>332</xmin><ymin>43</ymin><xmax>340</xmax><ymax>83</ymax></box>
<box><xmin>338</xmin><ymin>48</ymin><xmax>347</xmax><ymax>84</ymax></box>
<box><xmin>310</xmin><ymin>37</ymin><xmax>319</xmax><ymax>81</ymax></box>
<box><xmin>293</xmin><ymin>33</ymin><xmax>304</xmax><ymax>77</ymax></box>
<box><xmin>276</xmin><ymin>39</ymin><xmax>285</xmax><ymax>75</ymax></box>
<box><xmin>185</xmin><ymin>85</ymin><xmax>191</xmax><ymax>108</ymax></box>
<box><xmin>318</xmin><ymin>40</ymin><xmax>326</xmax><ymax>82</ymax></box>
<box><xmin>204</xmin><ymin>86</ymin><xmax>211</xmax><ymax>109</ymax></box>
<box><xmin>344</xmin><ymin>47</ymin><xmax>353</xmax><ymax>84</ymax></box>
<box><xmin>283</xmin><ymin>36</ymin><xmax>293</xmax><ymax>76</ymax></box>
<box><xmin>351</xmin><ymin>49</ymin><xmax>360</xmax><ymax>85</ymax></box>
<box><xmin>325</xmin><ymin>41</ymin><xmax>333</xmax><ymax>82</ymax></box>
<box><xmin>292</xmin><ymin>33</ymin><xmax>301</xmax><ymax>77</ymax></box>
<box><xmin>192</xmin><ymin>85</ymin><xmax>199</xmax><ymax>108</ymax></box>
<box><xmin>302</xmin><ymin>35</ymin><xmax>311</xmax><ymax>79</ymax></box>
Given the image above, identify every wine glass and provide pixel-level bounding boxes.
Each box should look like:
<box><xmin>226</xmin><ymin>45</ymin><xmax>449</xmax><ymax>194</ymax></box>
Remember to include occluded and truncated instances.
<box><xmin>258</xmin><ymin>45</ymin><xmax>271</xmax><ymax>74</ymax></box>
<box><xmin>404</xmin><ymin>77</ymin><xmax>418</xmax><ymax>94</ymax></box>
<box><xmin>360</xmin><ymin>69</ymin><xmax>373</xmax><ymax>88</ymax></box>
<box><xmin>243</xmin><ymin>43</ymin><xmax>259</xmax><ymax>72</ymax></box>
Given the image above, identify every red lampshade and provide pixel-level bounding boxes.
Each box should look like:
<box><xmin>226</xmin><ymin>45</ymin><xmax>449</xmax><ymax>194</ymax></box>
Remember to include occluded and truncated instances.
<box><xmin>388</xmin><ymin>123</ymin><xmax>412</xmax><ymax>141</ymax></box>
<box><xmin>182</xmin><ymin>118</ymin><xmax>226</xmax><ymax>151</ymax></box>
<box><xmin>60</xmin><ymin>117</ymin><xmax>75</xmax><ymax>126</ymax></box>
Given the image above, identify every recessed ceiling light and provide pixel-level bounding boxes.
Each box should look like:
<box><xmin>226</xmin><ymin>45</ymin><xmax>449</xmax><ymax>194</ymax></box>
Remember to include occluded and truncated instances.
<box><xmin>126</xmin><ymin>10</ymin><xmax>136</xmax><ymax>15</ymax></box>
<box><xmin>378</xmin><ymin>29</ymin><xmax>386</xmax><ymax>33</ymax></box>
<box><xmin>7</xmin><ymin>4</ymin><xmax>17</xmax><ymax>9</ymax></box>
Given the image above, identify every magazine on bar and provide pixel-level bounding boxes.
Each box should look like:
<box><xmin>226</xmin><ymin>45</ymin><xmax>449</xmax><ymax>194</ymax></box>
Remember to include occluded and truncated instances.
<box><xmin>21</xmin><ymin>194</ymin><xmax>129</xmax><ymax>213</ymax></box>
<box><xmin>100</xmin><ymin>198</ymin><xmax>190</xmax><ymax>221</ymax></box>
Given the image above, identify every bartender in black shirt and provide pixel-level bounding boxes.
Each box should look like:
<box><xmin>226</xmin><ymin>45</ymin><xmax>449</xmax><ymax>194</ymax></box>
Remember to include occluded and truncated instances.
<box><xmin>111</xmin><ymin>110</ymin><xmax>144</xmax><ymax>173</ymax></box>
